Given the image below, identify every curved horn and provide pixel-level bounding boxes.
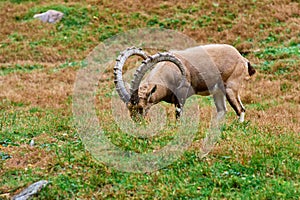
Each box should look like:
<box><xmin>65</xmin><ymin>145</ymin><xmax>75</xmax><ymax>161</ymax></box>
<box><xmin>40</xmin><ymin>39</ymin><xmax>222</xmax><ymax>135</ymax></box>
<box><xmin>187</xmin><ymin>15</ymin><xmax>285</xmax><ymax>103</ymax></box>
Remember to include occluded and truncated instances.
<box><xmin>130</xmin><ymin>52</ymin><xmax>186</xmax><ymax>104</ymax></box>
<box><xmin>114</xmin><ymin>47</ymin><xmax>148</xmax><ymax>103</ymax></box>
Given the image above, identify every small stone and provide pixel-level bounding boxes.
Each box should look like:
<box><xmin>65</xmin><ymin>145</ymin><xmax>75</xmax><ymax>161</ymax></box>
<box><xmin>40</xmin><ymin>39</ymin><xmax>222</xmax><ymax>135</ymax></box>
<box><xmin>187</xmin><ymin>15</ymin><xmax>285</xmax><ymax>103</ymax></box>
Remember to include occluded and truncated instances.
<box><xmin>29</xmin><ymin>139</ymin><xmax>34</xmax><ymax>147</ymax></box>
<box><xmin>12</xmin><ymin>180</ymin><xmax>48</xmax><ymax>200</ymax></box>
<box><xmin>33</xmin><ymin>10</ymin><xmax>64</xmax><ymax>23</ymax></box>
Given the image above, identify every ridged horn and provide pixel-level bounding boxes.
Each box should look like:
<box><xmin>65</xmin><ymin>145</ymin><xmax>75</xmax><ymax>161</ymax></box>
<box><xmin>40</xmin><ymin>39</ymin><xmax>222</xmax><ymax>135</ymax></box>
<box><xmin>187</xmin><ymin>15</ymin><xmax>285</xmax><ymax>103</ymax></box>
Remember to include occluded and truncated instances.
<box><xmin>114</xmin><ymin>47</ymin><xmax>148</xmax><ymax>103</ymax></box>
<box><xmin>130</xmin><ymin>52</ymin><xmax>186</xmax><ymax>104</ymax></box>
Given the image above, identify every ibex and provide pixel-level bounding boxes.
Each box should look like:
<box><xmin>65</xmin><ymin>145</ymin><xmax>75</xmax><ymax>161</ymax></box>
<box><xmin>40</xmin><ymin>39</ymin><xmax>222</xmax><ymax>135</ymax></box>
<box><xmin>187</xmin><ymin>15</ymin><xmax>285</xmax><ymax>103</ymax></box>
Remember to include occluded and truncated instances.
<box><xmin>114</xmin><ymin>44</ymin><xmax>256</xmax><ymax>122</ymax></box>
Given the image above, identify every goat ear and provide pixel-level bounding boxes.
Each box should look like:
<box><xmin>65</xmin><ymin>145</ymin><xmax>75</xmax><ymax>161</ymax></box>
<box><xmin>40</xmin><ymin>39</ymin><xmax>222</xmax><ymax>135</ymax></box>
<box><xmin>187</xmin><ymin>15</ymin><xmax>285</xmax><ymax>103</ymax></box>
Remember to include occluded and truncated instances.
<box><xmin>147</xmin><ymin>85</ymin><xmax>157</xmax><ymax>102</ymax></box>
<box><xmin>150</xmin><ymin>85</ymin><xmax>157</xmax><ymax>94</ymax></box>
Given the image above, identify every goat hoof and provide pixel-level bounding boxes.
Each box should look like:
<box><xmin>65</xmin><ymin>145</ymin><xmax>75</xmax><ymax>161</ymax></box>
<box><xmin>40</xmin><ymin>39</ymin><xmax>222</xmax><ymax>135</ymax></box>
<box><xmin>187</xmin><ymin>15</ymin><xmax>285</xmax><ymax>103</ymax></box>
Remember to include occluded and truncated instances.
<box><xmin>239</xmin><ymin>112</ymin><xmax>245</xmax><ymax>123</ymax></box>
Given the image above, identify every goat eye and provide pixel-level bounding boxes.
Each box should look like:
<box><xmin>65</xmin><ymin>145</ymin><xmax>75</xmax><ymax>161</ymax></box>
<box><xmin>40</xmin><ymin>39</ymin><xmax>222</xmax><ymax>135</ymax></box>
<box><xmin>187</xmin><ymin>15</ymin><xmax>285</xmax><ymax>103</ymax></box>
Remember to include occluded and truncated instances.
<box><xmin>138</xmin><ymin>108</ymin><xmax>143</xmax><ymax>113</ymax></box>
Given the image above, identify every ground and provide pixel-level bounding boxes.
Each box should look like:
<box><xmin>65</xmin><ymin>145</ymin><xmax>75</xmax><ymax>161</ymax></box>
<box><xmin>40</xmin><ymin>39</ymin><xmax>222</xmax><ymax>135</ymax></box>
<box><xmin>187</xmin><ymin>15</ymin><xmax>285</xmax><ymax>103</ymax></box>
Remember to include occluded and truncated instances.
<box><xmin>0</xmin><ymin>0</ymin><xmax>299</xmax><ymax>199</ymax></box>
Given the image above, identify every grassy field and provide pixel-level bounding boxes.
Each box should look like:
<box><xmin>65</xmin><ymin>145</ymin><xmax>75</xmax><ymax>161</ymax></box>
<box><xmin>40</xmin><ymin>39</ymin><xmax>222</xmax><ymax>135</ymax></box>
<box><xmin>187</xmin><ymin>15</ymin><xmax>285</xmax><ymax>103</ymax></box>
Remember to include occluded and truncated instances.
<box><xmin>0</xmin><ymin>0</ymin><xmax>299</xmax><ymax>199</ymax></box>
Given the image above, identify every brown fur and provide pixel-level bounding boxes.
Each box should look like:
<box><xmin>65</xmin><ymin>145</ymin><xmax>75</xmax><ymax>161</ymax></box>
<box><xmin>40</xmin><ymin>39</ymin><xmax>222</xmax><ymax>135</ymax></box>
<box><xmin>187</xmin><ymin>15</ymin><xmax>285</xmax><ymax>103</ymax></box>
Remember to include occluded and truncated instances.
<box><xmin>133</xmin><ymin>44</ymin><xmax>255</xmax><ymax>120</ymax></box>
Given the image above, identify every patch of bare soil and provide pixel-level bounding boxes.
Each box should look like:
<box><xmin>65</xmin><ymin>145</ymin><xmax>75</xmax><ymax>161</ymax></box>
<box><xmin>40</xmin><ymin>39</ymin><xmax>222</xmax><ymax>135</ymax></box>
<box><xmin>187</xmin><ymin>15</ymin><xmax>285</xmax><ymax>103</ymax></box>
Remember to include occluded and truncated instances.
<box><xmin>243</xmin><ymin>75</ymin><xmax>300</xmax><ymax>133</ymax></box>
<box><xmin>1</xmin><ymin>145</ymin><xmax>55</xmax><ymax>170</ymax></box>
<box><xmin>0</xmin><ymin>67</ymin><xmax>76</xmax><ymax>109</ymax></box>
<box><xmin>0</xmin><ymin>133</ymin><xmax>57</xmax><ymax>171</ymax></box>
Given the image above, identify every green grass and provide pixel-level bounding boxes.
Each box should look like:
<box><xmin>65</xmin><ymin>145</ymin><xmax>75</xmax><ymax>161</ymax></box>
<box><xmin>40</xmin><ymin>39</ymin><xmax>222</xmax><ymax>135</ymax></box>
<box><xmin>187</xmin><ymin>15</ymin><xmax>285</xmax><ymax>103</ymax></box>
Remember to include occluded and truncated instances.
<box><xmin>1</xmin><ymin>99</ymin><xmax>299</xmax><ymax>199</ymax></box>
<box><xmin>0</xmin><ymin>64</ymin><xmax>44</xmax><ymax>76</ymax></box>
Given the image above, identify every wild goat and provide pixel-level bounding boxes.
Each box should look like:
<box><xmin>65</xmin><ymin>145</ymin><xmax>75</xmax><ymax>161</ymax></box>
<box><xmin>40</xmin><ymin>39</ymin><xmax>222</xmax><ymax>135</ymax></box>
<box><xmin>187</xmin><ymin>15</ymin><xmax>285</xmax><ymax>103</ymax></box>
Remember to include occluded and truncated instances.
<box><xmin>114</xmin><ymin>44</ymin><xmax>256</xmax><ymax>122</ymax></box>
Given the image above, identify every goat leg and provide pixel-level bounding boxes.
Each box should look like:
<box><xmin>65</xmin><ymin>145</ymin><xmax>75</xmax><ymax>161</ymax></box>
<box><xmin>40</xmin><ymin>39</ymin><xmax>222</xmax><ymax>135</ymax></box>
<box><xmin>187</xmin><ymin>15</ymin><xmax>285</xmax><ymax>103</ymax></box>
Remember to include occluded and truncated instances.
<box><xmin>225</xmin><ymin>87</ymin><xmax>246</xmax><ymax>122</ymax></box>
<box><xmin>213</xmin><ymin>91</ymin><xmax>227</xmax><ymax>121</ymax></box>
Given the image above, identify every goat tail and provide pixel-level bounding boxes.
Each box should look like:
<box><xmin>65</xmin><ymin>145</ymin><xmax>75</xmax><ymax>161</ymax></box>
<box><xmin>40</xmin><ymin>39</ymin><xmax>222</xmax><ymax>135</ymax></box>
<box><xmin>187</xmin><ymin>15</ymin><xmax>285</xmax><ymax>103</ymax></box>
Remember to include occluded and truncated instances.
<box><xmin>247</xmin><ymin>62</ymin><xmax>256</xmax><ymax>76</ymax></box>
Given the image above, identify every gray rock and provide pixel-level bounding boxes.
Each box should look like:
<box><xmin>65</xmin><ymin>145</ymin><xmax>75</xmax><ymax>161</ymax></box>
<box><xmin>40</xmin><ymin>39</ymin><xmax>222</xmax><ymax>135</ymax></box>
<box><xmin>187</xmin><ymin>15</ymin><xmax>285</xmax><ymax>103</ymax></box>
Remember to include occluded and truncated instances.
<box><xmin>12</xmin><ymin>180</ymin><xmax>48</xmax><ymax>200</ymax></box>
<box><xmin>33</xmin><ymin>10</ymin><xmax>64</xmax><ymax>23</ymax></box>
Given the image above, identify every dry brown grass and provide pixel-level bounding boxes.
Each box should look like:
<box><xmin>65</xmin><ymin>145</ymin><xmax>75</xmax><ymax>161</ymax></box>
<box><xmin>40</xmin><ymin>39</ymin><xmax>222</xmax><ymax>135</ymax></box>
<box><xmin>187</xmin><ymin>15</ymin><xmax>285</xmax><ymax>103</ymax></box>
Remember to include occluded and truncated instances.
<box><xmin>2</xmin><ymin>144</ymin><xmax>55</xmax><ymax>170</ymax></box>
<box><xmin>0</xmin><ymin>67</ymin><xmax>77</xmax><ymax>109</ymax></box>
<box><xmin>1</xmin><ymin>0</ymin><xmax>299</xmax><ymax>62</ymax></box>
